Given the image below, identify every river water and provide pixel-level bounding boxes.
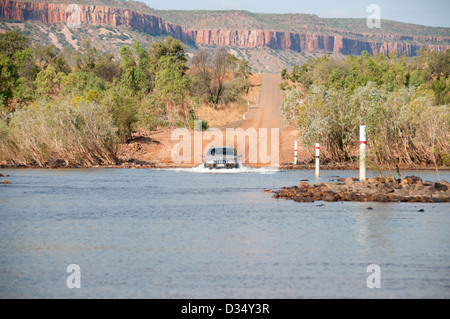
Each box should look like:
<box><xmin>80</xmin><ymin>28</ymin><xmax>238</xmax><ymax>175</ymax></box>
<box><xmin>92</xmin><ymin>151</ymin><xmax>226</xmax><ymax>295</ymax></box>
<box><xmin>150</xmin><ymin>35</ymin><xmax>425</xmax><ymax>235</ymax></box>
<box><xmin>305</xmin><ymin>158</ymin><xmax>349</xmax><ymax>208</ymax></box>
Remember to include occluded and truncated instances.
<box><xmin>0</xmin><ymin>167</ymin><xmax>449</xmax><ymax>298</ymax></box>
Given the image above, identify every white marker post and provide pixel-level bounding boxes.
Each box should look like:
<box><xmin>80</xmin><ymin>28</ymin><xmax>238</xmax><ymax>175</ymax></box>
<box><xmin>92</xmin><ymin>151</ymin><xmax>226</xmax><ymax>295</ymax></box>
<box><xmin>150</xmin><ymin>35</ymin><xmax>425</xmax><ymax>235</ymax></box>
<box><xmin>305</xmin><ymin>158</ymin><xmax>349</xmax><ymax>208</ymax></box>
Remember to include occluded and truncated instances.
<box><xmin>360</xmin><ymin>125</ymin><xmax>367</xmax><ymax>181</ymax></box>
<box><xmin>294</xmin><ymin>141</ymin><xmax>298</xmax><ymax>165</ymax></box>
<box><xmin>315</xmin><ymin>143</ymin><xmax>320</xmax><ymax>178</ymax></box>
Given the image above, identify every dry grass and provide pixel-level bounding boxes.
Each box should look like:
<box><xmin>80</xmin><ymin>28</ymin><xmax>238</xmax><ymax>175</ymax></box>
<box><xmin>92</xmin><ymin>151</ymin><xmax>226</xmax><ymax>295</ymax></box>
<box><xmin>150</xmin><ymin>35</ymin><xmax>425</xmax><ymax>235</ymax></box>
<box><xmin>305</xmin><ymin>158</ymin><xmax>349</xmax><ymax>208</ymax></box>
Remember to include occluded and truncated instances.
<box><xmin>195</xmin><ymin>73</ymin><xmax>262</xmax><ymax>127</ymax></box>
<box><xmin>0</xmin><ymin>100</ymin><xmax>119</xmax><ymax>166</ymax></box>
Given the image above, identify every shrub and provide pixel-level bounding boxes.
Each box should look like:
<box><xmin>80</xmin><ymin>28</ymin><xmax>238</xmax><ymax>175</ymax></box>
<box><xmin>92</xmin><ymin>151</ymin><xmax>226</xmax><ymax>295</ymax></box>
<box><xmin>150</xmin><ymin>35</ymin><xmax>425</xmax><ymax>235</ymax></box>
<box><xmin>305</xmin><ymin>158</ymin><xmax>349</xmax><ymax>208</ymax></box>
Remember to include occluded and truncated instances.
<box><xmin>102</xmin><ymin>87</ymin><xmax>138</xmax><ymax>142</ymax></box>
<box><xmin>222</xmin><ymin>78</ymin><xmax>251</xmax><ymax>104</ymax></box>
<box><xmin>296</xmin><ymin>82</ymin><xmax>450</xmax><ymax>167</ymax></box>
<box><xmin>0</xmin><ymin>100</ymin><xmax>119</xmax><ymax>166</ymax></box>
<box><xmin>188</xmin><ymin>119</ymin><xmax>208</xmax><ymax>131</ymax></box>
<box><xmin>137</xmin><ymin>96</ymin><xmax>161</xmax><ymax>131</ymax></box>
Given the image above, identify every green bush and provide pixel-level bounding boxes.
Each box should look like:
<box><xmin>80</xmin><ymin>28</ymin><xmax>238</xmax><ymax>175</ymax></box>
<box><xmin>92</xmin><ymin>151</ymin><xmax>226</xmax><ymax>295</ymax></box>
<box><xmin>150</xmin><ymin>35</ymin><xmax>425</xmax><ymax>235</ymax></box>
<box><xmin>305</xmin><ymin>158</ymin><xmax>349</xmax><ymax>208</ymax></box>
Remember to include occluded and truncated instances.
<box><xmin>189</xmin><ymin>119</ymin><xmax>208</xmax><ymax>131</ymax></box>
<box><xmin>137</xmin><ymin>98</ymin><xmax>160</xmax><ymax>131</ymax></box>
<box><xmin>441</xmin><ymin>153</ymin><xmax>450</xmax><ymax>167</ymax></box>
<box><xmin>222</xmin><ymin>78</ymin><xmax>251</xmax><ymax>104</ymax></box>
<box><xmin>102</xmin><ymin>87</ymin><xmax>138</xmax><ymax>142</ymax></box>
<box><xmin>202</xmin><ymin>120</ymin><xmax>209</xmax><ymax>131</ymax></box>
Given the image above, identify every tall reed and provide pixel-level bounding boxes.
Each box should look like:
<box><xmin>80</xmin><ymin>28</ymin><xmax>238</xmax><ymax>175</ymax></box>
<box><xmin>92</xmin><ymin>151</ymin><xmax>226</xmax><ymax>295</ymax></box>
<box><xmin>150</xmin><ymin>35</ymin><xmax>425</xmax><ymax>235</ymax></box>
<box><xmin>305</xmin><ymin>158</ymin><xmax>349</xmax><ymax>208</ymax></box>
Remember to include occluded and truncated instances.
<box><xmin>0</xmin><ymin>100</ymin><xmax>119</xmax><ymax>166</ymax></box>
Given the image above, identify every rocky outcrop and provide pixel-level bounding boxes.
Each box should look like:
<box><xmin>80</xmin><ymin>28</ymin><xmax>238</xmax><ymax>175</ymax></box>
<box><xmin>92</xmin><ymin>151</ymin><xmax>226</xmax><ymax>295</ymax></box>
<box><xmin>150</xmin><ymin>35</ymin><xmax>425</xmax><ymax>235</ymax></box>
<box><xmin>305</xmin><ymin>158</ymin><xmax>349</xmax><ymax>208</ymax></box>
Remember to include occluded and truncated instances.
<box><xmin>189</xmin><ymin>30</ymin><xmax>445</xmax><ymax>56</ymax></box>
<box><xmin>0</xmin><ymin>0</ymin><xmax>194</xmax><ymax>41</ymax></box>
<box><xmin>1</xmin><ymin>0</ymin><xmax>449</xmax><ymax>56</ymax></box>
<box><xmin>265</xmin><ymin>176</ymin><xmax>450</xmax><ymax>203</ymax></box>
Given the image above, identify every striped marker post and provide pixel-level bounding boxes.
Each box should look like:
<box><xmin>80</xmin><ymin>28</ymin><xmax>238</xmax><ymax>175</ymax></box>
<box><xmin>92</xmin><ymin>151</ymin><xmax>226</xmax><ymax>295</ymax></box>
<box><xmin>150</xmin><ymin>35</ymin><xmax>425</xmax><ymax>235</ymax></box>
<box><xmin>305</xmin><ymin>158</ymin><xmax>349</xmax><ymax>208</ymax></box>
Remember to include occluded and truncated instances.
<box><xmin>294</xmin><ymin>141</ymin><xmax>298</xmax><ymax>165</ymax></box>
<box><xmin>315</xmin><ymin>143</ymin><xmax>320</xmax><ymax>178</ymax></box>
<box><xmin>360</xmin><ymin>125</ymin><xmax>367</xmax><ymax>181</ymax></box>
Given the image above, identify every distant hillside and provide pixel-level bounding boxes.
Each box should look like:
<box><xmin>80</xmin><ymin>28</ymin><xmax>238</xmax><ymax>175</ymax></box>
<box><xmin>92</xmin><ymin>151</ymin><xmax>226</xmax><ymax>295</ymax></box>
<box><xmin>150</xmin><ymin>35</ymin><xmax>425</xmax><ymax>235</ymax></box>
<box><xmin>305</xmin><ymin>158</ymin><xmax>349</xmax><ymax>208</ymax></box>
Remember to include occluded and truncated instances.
<box><xmin>1</xmin><ymin>0</ymin><xmax>449</xmax><ymax>72</ymax></box>
<box><xmin>18</xmin><ymin>0</ymin><xmax>155</xmax><ymax>13</ymax></box>
<box><xmin>153</xmin><ymin>10</ymin><xmax>450</xmax><ymax>40</ymax></box>
<box><xmin>18</xmin><ymin>0</ymin><xmax>450</xmax><ymax>39</ymax></box>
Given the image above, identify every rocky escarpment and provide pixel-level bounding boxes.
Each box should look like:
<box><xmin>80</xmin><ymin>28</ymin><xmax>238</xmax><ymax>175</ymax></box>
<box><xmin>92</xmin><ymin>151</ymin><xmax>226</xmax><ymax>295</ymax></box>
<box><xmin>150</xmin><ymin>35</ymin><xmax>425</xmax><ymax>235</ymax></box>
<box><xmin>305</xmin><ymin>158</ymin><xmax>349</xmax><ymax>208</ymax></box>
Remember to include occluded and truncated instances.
<box><xmin>0</xmin><ymin>0</ymin><xmax>194</xmax><ymax>43</ymax></box>
<box><xmin>1</xmin><ymin>0</ymin><xmax>449</xmax><ymax>56</ymax></box>
<box><xmin>190</xmin><ymin>29</ymin><xmax>447</xmax><ymax>56</ymax></box>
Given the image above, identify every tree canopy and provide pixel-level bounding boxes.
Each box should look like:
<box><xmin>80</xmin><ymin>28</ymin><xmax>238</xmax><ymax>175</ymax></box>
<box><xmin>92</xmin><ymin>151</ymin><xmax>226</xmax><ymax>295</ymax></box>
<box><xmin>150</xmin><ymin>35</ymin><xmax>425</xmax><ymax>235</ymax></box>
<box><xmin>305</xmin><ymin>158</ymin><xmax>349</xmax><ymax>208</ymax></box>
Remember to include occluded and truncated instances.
<box><xmin>0</xmin><ymin>31</ymin><xmax>252</xmax><ymax>166</ymax></box>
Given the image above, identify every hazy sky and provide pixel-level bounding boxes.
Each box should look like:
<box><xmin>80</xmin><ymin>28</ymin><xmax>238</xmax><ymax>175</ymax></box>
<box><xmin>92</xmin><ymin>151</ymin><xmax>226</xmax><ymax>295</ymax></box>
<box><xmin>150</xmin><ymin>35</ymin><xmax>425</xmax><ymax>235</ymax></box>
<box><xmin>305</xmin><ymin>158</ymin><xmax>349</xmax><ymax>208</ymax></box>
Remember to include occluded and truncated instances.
<box><xmin>141</xmin><ymin>0</ymin><xmax>450</xmax><ymax>28</ymax></box>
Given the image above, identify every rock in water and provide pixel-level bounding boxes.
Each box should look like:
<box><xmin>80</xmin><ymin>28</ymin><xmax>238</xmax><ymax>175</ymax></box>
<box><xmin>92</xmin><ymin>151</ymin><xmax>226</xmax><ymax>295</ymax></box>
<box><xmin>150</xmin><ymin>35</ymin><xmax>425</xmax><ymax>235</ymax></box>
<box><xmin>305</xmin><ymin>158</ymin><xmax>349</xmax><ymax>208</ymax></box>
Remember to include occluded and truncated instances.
<box><xmin>269</xmin><ymin>175</ymin><xmax>449</xmax><ymax>203</ymax></box>
<box><xmin>435</xmin><ymin>183</ymin><xmax>448</xmax><ymax>192</ymax></box>
<box><xmin>345</xmin><ymin>177</ymin><xmax>355</xmax><ymax>185</ymax></box>
<box><xmin>323</xmin><ymin>194</ymin><xmax>338</xmax><ymax>202</ymax></box>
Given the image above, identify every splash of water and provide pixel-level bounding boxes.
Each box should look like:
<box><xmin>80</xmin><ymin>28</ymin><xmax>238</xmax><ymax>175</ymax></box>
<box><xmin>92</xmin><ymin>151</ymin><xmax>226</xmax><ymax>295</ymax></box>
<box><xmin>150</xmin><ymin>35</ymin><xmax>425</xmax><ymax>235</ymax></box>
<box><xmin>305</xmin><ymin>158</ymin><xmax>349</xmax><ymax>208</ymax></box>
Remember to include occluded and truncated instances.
<box><xmin>159</xmin><ymin>164</ymin><xmax>279</xmax><ymax>174</ymax></box>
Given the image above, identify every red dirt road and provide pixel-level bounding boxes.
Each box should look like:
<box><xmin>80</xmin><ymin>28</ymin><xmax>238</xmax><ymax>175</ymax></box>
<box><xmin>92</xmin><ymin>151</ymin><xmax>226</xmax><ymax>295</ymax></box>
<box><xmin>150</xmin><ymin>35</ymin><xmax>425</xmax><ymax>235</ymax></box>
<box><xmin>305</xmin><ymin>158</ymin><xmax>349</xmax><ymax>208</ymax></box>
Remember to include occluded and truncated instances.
<box><xmin>118</xmin><ymin>73</ymin><xmax>307</xmax><ymax>167</ymax></box>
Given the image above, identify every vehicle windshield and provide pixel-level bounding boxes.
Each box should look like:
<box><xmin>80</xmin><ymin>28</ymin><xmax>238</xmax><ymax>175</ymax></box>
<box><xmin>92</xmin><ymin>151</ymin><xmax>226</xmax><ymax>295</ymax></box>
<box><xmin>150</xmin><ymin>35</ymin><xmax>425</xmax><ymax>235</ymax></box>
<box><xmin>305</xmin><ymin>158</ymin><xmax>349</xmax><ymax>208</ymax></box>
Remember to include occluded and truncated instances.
<box><xmin>210</xmin><ymin>147</ymin><xmax>237</xmax><ymax>156</ymax></box>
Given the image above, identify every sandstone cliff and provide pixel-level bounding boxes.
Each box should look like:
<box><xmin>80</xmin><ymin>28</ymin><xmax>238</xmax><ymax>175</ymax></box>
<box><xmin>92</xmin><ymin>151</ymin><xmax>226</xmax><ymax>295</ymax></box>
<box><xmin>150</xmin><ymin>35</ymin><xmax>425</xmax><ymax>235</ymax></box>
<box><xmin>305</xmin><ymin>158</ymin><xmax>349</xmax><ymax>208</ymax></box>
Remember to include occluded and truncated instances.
<box><xmin>1</xmin><ymin>0</ymin><xmax>449</xmax><ymax>56</ymax></box>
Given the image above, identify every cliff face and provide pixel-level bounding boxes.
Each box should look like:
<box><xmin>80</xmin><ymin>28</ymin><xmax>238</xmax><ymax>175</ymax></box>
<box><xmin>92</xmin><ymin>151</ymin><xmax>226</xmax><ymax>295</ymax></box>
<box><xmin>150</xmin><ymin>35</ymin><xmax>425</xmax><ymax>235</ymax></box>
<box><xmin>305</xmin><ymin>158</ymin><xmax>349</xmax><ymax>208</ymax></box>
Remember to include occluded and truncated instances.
<box><xmin>189</xmin><ymin>30</ymin><xmax>437</xmax><ymax>56</ymax></box>
<box><xmin>0</xmin><ymin>0</ymin><xmax>192</xmax><ymax>41</ymax></box>
<box><xmin>1</xmin><ymin>0</ymin><xmax>449</xmax><ymax>56</ymax></box>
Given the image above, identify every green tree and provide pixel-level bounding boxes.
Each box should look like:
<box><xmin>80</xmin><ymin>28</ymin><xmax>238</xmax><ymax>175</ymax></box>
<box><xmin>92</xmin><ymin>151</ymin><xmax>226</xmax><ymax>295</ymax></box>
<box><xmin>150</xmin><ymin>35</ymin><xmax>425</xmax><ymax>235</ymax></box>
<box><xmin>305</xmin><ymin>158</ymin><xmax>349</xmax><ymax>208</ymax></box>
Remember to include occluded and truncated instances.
<box><xmin>34</xmin><ymin>64</ymin><xmax>64</xmax><ymax>96</ymax></box>
<box><xmin>73</xmin><ymin>40</ymin><xmax>99</xmax><ymax>72</ymax></box>
<box><xmin>102</xmin><ymin>85</ymin><xmax>138</xmax><ymax>142</ymax></box>
<box><xmin>0</xmin><ymin>31</ymin><xmax>34</xmax><ymax>108</ymax></box>
<box><xmin>409</xmin><ymin>69</ymin><xmax>425</xmax><ymax>88</ymax></box>
<box><xmin>132</xmin><ymin>41</ymin><xmax>154</xmax><ymax>95</ymax></box>
<box><xmin>155</xmin><ymin>55</ymin><xmax>190</xmax><ymax>126</ymax></box>
<box><xmin>0</xmin><ymin>53</ymin><xmax>16</xmax><ymax>107</ymax></box>
<box><xmin>145</xmin><ymin>37</ymin><xmax>191</xmax><ymax>126</ymax></box>
<box><xmin>281</xmin><ymin>88</ymin><xmax>303</xmax><ymax>125</ymax></box>
<box><xmin>62</xmin><ymin>71</ymin><xmax>106</xmax><ymax>97</ymax></box>
<box><xmin>0</xmin><ymin>31</ymin><xmax>29</xmax><ymax>58</ymax></box>
<box><xmin>120</xmin><ymin>45</ymin><xmax>137</xmax><ymax>92</ymax></box>
<box><xmin>148</xmin><ymin>36</ymin><xmax>187</xmax><ymax>72</ymax></box>
<box><xmin>94</xmin><ymin>53</ymin><xmax>122</xmax><ymax>83</ymax></box>
<box><xmin>34</xmin><ymin>44</ymin><xmax>70</xmax><ymax>74</ymax></box>
<box><xmin>190</xmin><ymin>47</ymin><xmax>244</xmax><ymax>108</ymax></box>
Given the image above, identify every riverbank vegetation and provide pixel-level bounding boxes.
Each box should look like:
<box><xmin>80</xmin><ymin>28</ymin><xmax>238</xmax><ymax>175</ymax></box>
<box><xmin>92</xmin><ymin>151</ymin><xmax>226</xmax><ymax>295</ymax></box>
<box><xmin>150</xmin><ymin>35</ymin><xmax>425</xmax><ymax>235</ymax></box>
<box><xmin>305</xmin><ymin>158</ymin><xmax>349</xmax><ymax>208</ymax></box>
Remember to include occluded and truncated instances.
<box><xmin>281</xmin><ymin>50</ymin><xmax>450</xmax><ymax>170</ymax></box>
<box><xmin>0</xmin><ymin>31</ymin><xmax>252</xmax><ymax>166</ymax></box>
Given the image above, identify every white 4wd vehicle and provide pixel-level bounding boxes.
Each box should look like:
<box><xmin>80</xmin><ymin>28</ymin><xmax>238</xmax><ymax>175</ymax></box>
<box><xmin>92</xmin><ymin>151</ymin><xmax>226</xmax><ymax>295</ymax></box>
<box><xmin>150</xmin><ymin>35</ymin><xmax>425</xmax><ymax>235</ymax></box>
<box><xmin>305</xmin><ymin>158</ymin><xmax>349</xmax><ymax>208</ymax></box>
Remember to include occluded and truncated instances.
<box><xmin>202</xmin><ymin>146</ymin><xmax>242</xmax><ymax>169</ymax></box>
